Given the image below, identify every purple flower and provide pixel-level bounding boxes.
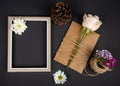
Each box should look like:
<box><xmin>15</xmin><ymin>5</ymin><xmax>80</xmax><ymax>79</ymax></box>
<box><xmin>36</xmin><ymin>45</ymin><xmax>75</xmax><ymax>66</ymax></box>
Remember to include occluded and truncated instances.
<box><xmin>96</xmin><ymin>49</ymin><xmax>113</xmax><ymax>60</ymax></box>
<box><xmin>95</xmin><ymin>49</ymin><xmax>117</xmax><ymax>69</ymax></box>
<box><xmin>110</xmin><ymin>58</ymin><xmax>117</xmax><ymax>63</ymax></box>
<box><xmin>103</xmin><ymin>58</ymin><xmax>117</xmax><ymax>69</ymax></box>
<box><xmin>103</xmin><ymin>60</ymin><xmax>111</xmax><ymax>68</ymax></box>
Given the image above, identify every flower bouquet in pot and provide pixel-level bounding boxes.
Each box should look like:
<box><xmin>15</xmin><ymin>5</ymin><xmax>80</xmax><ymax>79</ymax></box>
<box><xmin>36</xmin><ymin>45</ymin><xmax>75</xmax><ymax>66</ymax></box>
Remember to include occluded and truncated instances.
<box><xmin>90</xmin><ymin>49</ymin><xmax>117</xmax><ymax>74</ymax></box>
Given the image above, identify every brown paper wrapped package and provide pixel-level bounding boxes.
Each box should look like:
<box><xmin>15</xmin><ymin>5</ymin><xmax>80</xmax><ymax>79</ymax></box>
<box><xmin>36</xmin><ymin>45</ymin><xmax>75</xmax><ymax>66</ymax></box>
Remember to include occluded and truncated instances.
<box><xmin>54</xmin><ymin>21</ymin><xmax>100</xmax><ymax>74</ymax></box>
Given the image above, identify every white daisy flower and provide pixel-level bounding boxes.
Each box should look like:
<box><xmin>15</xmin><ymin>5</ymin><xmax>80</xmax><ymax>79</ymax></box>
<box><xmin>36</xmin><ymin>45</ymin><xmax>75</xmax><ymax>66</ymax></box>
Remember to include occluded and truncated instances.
<box><xmin>11</xmin><ymin>17</ymin><xmax>28</xmax><ymax>35</ymax></box>
<box><xmin>53</xmin><ymin>70</ymin><xmax>67</xmax><ymax>84</ymax></box>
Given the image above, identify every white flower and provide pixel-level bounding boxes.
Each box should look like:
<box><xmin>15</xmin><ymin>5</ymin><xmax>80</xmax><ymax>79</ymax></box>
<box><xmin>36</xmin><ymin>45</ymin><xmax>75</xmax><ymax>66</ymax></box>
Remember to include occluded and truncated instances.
<box><xmin>67</xmin><ymin>14</ymin><xmax>102</xmax><ymax>67</ymax></box>
<box><xmin>82</xmin><ymin>14</ymin><xmax>102</xmax><ymax>31</ymax></box>
<box><xmin>53</xmin><ymin>70</ymin><xmax>67</xmax><ymax>84</ymax></box>
<box><xmin>11</xmin><ymin>17</ymin><xmax>28</xmax><ymax>35</ymax></box>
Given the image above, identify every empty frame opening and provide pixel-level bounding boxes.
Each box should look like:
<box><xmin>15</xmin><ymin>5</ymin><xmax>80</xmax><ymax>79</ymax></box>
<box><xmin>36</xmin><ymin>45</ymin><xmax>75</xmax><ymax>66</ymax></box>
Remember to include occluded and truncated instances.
<box><xmin>12</xmin><ymin>21</ymin><xmax>47</xmax><ymax>68</ymax></box>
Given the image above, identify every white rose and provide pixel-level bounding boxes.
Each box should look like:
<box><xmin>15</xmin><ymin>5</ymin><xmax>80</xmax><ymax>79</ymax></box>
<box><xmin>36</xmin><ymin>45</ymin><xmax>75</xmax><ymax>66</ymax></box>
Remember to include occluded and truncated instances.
<box><xmin>82</xmin><ymin>14</ymin><xmax>102</xmax><ymax>31</ymax></box>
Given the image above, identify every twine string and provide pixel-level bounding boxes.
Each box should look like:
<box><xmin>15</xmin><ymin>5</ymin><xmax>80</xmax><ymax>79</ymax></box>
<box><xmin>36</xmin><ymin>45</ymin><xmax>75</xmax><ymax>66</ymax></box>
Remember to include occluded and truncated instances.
<box><xmin>60</xmin><ymin>37</ymin><xmax>100</xmax><ymax>76</ymax></box>
<box><xmin>61</xmin><ymin>37</ymin><xmax>91</xmax><ymax>61</ymax></box>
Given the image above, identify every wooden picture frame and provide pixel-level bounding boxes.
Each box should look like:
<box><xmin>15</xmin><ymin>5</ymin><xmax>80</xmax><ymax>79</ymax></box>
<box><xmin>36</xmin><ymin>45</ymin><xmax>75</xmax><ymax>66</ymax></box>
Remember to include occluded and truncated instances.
<box><xmin>7</xmin><ymin>16</ymin><xmax>51</xmax><ymax>72</ymax></box>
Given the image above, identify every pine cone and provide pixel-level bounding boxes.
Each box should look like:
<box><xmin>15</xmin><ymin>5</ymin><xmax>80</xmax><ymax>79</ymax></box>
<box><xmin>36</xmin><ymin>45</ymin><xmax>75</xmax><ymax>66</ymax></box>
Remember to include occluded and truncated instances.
<box><xmin>51</xmin><ymin>2</ymin><xmax>72</xmax><ymax>25</ymax></box>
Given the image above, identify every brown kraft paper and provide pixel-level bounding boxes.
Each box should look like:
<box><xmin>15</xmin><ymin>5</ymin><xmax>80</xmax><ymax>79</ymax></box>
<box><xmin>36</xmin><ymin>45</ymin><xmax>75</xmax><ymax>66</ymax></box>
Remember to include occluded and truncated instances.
<box><xmin>54</xmin><ymin>21</ymin><xmax>100</xmax><ymax>74</ymax></box>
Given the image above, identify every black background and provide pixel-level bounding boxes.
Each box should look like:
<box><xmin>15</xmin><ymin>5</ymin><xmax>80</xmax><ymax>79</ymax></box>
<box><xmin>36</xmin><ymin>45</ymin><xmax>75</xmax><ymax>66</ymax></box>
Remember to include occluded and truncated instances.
<box><xmin>0</xmin><ymin>0</ymin><xmax>120</xmax><ymax>86</ymax></box>
<box><xmin>12</xmin><ymin>21</ymin><xmax>47</xmax><ymax>68</ymax></box>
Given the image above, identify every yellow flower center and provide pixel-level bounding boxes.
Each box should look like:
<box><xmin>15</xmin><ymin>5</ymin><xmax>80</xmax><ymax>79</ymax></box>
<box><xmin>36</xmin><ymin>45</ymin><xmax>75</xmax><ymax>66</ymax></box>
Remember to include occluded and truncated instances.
<box><xmin>58</xmin><ymin>75</ymin><xmax>63</xmax><ymax>80</ymax></box>
<box><xmin>17</xmin><ymin>24</ymin><xmax>21</xmax><ymax>29</ymax></box>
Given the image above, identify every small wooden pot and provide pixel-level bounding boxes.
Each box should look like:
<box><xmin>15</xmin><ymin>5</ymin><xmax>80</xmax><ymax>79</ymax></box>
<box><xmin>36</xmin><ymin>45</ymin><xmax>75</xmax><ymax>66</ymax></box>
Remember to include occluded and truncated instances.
<box><xmin>90</xmin><ymin>57</ymin><xmax>109</xmax><ymax>74</ymax></box>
